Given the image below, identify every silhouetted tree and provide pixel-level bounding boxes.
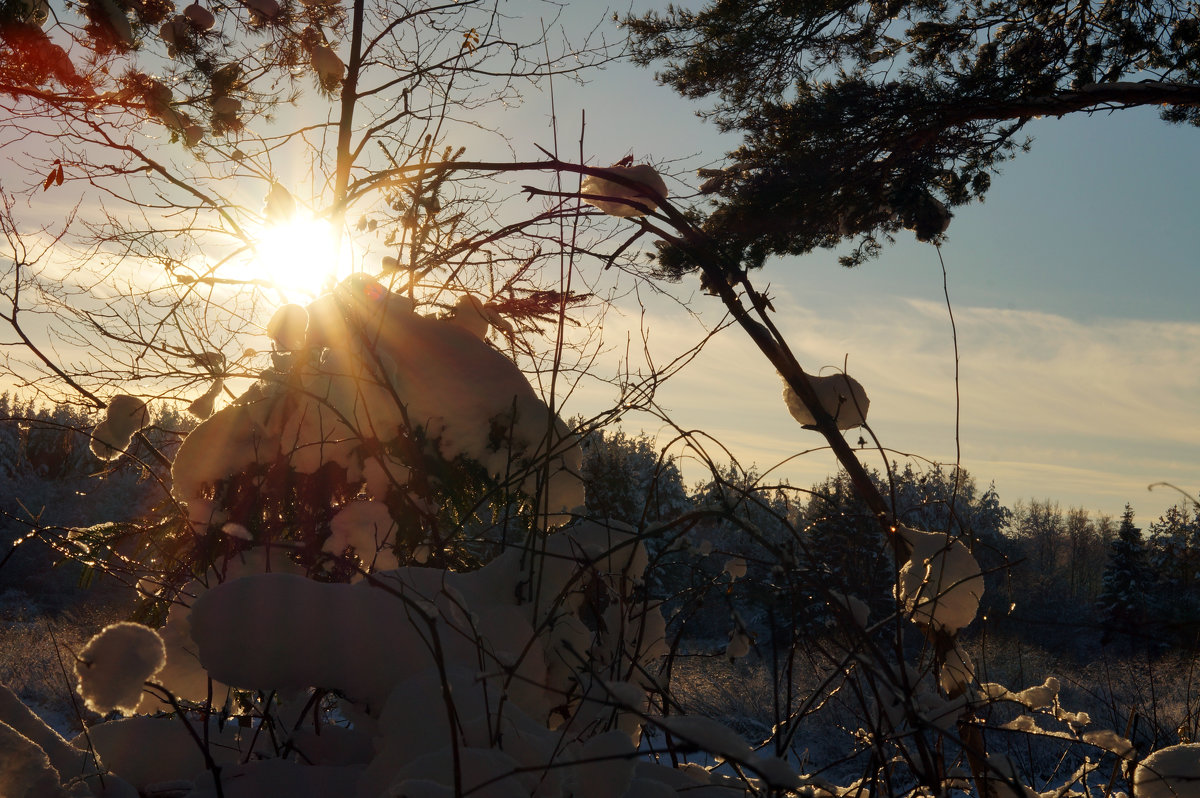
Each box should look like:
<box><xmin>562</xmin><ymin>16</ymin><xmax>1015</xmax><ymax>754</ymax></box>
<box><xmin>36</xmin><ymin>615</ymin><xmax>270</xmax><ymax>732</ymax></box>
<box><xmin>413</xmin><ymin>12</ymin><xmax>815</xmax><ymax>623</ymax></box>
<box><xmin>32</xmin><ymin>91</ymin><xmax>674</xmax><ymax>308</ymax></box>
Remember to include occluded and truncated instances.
<box><xmin>1098</xmin><ymin>504</ymin><xmax>1154</xmax><ymax>645</ymax></box>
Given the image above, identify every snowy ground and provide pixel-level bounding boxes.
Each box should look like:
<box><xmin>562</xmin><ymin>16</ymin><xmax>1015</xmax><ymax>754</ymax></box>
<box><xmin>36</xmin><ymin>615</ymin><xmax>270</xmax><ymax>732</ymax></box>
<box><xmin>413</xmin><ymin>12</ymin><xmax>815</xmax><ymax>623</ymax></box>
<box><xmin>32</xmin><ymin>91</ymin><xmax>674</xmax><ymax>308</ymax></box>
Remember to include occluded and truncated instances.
<box><xmin>5</xmin><ymin>552</ymin><xmax>1200</xmax><ymax>795</ymax></box>
<box><xmin>652</xmin><ymin>637</ymin><xmax>1200</xmax><ymax>791</ymax></box>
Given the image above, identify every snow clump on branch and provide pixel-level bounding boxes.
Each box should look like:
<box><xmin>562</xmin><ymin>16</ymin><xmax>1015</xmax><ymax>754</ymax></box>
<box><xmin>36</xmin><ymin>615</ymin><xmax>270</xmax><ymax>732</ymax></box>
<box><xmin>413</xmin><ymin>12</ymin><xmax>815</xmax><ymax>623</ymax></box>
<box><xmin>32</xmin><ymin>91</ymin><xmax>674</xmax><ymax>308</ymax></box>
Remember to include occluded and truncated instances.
<box><xmin>90</xmin><ymin>394</ymin><xmax>150</xmax><ymax>460</ymax></box>
<box><xmin>266</xmin><ymin>302</ymin><xmax>308</xmax><ymax>350</ymax></box>
<box><xmin>309</xmin><ymin>43</ymin><xmax>345</xmax><ymax>85</ymax></box>
<box><xmin>263</xmin><ymin>181</ymin><xmax>296</xmax><ymax>222</ymax></box>
<box><xmin>183</xmin><ymin>2</ymin><xmax>215</xmax><ymax>29</ymax></box>
<box><xmin>581</xmin><ymin>163</ymin><xmax>668</xmax><ymax>218</ymax></box>
<box><xmin>74</xmin><ymin>622</ymin><xmax>166</xmax><ymax>715</ymax></box>
<box><xmin>896</xmin><ymin>525</ymin><xmax>984</xmax><ymax>633</ymax></box>
<box><xmin>782</xmin><ymin>372</ymin><xmax>870</xmax><ymax>430</ymax></box>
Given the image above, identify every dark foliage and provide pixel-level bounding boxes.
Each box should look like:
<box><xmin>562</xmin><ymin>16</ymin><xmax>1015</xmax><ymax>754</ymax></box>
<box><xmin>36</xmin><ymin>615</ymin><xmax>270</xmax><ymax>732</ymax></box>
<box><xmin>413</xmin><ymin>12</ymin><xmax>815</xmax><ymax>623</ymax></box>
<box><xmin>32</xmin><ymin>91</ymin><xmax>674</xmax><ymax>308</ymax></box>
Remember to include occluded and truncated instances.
<box><xmin>1097</xmin><ymin>504</ymin><xmax>1154</xmax><ymax>645</ymax></box>
<box><xmin>627</xmin><ymin>0</ymin><xmax>1200</xmax><ymax>272</ymax></box>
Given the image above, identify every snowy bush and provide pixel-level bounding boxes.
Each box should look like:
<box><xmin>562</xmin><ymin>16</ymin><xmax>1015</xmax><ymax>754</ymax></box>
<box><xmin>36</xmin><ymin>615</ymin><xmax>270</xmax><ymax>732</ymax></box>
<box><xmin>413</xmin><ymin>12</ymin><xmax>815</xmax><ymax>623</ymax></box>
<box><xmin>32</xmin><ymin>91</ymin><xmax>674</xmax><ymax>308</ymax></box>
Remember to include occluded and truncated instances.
<box><xmin>7</xmin><ymin>0</ymin><xmax>1194</xmax><ymax>791</ymax></box>
<box><xmin>1</xmin><ymin>277</ymin><xmax>762</xmax><ymax>797</ymax></box>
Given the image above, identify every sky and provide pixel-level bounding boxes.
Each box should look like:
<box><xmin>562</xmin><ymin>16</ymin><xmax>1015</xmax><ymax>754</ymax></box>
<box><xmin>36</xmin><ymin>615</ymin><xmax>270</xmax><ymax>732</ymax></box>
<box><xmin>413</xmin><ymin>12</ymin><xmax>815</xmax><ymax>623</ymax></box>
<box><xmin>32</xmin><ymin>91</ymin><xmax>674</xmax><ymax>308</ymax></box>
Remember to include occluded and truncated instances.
<box><xmin>519</xmin><ymin>6</ymin><xmax>1200</xmax><ymax>522</ymax></box>
<box><xmin>1</xmin><ymin>1</ymin><xmax>1196</xmax><ymax>524</ymax></box>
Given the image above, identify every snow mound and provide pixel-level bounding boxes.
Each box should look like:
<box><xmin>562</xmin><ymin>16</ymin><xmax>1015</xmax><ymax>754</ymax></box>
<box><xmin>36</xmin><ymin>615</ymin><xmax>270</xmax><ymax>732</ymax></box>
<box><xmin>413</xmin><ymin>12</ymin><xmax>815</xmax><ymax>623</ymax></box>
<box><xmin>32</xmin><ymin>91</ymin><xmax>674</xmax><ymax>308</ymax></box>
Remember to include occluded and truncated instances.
<box><xmin>77</xmin><ymin>715</ymin><xmax>273</xmax><ymax>791</ymax></box>
<box><xmin>135</xmin><ymin>548</ymin><xmax>302</xmax><ymax>714</ymax></box>
<box><xmin>185</xmin><ymin>519</ymin><xmax>661</xmax><ymax>731</ymax></box>
<box><xmin>0</xmin><ymin>684</ymin><xmax>88</xmax><ymax>786</ymax></box>
<box><xmin>0</xmin><ymin>721</ymin><xmax>74</xmax><ymax>798</ymax></box>
<box><xmin>187</xmin><ymin>571</ymin><xmax>484</xmax><ymax>711</ymax></box>
<box><xmin>1134</xmin><ymin>743</ymin><xmax>1200</xmax><ymax>798</ymax></box>
<box><xmin>36</xmin><ymin>520</ymin><xmax>653</xmax><ymax>795</ymax></box>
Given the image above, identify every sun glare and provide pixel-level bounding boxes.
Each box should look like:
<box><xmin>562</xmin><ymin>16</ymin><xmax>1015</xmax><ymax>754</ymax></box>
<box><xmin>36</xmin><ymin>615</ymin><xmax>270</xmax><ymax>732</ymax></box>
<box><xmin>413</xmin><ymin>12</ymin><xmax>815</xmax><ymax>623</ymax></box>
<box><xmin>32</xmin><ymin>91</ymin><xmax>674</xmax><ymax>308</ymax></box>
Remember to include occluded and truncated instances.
<box><xmin>249</xmin><ymin>216</ymin><xmax>351</xmax><ymax>298</ymax></box>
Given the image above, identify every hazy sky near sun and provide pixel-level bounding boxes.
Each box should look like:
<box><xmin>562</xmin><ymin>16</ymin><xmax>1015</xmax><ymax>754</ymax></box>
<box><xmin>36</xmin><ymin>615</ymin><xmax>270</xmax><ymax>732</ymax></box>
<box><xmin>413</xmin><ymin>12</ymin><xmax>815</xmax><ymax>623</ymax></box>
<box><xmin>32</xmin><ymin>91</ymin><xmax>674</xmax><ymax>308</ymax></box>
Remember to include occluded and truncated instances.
<box><xmin>529</xmin><ymin>4</ymin><xmax>1200</xmax><ymax>522</ymax></box>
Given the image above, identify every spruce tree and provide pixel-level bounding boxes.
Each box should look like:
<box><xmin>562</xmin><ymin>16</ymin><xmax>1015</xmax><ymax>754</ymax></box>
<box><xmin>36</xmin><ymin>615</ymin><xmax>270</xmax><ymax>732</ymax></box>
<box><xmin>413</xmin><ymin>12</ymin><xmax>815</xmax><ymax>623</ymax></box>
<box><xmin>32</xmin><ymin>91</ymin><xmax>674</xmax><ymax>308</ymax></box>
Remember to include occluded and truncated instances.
<box><xmin>1147</xmin><ymin>502</ymin><xmax>1200</xmax><ymax>640</ymax></box>
<box><xmin>1097</xmin><ymin>504</ymin><xmax>1153</xmax><ymax>644</ymax></box>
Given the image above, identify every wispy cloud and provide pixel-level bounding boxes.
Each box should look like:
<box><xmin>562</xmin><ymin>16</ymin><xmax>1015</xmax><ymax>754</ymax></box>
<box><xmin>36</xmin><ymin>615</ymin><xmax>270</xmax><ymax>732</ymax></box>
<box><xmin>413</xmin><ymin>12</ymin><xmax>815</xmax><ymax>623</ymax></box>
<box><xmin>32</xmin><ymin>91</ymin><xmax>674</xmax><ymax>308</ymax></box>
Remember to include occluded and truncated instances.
<box><xmin>578</xmin><ymin>291</ymin><xmax>1200</xmax><ymax>520</ymax></box>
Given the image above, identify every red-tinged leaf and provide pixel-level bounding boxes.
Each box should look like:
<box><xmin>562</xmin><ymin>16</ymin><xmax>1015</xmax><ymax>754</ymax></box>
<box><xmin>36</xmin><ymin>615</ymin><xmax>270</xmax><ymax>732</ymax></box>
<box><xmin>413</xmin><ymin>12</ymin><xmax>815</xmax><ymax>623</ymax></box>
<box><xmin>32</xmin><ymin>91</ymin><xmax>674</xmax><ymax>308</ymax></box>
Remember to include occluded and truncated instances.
<box><xmin>42</xmin><ymin>170</ymin><xmax>55</xmax><ymax>191</ymax></box>
<box><xmin>54</xmin><ymin>165</ymin><xmax>64</xmax><ymax>186</ymax></box>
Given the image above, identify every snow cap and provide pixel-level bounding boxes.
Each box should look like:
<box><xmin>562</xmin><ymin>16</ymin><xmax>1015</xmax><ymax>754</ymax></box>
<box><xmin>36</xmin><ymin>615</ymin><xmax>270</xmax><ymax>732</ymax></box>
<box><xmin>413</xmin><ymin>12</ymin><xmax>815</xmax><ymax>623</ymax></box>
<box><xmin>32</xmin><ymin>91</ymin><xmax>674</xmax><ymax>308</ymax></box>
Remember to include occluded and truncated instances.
<box><xmin>184</xmin><ymin>2</ymin><xmax>215</xmax><ymax>29</ymax></box>
<box><xmin>106</xmin><ymin>394</ymin><xmax>150</xmax><ymax>439</ymax></box>
<box><xmin>310</xmin><ymin>44</ymin><xmax>345</xmax><ymax>84</ymax></box>
<box><xmin>91</xmin><ymin>395</ymin><xmax>150</xmax><ymax>460</ymax></box>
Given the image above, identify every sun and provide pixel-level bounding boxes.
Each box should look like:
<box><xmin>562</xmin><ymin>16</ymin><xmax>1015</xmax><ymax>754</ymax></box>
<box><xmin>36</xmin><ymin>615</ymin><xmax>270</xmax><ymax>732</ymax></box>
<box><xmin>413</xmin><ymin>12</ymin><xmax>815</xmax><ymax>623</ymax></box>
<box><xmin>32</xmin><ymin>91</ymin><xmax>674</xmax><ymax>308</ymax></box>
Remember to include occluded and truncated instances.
<box><xmin>248</xmin><ymin>215</ymin><xmax>351</xmax><ymax>298</ymax></box>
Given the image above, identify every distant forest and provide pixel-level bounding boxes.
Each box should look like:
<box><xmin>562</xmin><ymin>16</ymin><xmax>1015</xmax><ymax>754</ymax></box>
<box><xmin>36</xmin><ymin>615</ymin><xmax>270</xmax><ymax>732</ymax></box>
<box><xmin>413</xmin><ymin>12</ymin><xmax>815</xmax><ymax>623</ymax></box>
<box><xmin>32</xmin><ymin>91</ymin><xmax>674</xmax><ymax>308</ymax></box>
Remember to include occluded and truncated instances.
<box><xmin>2</xmin><ymin>394</ymin><xmax>1197</xmax><ymax>654</ymax></box>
